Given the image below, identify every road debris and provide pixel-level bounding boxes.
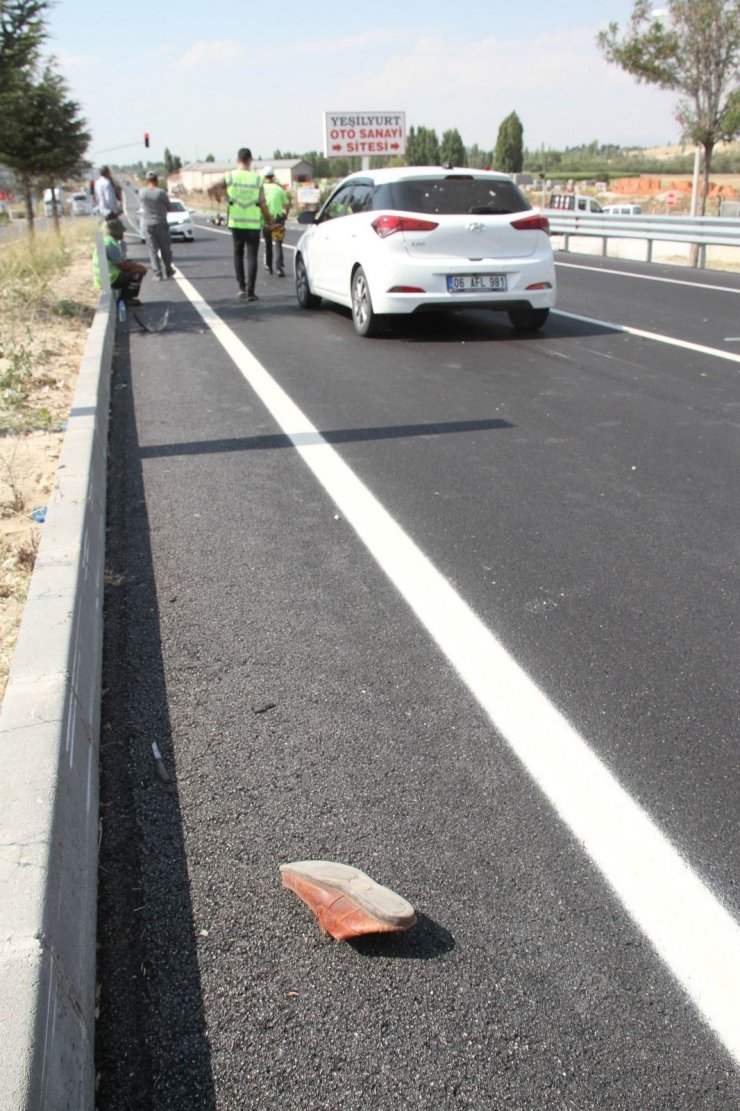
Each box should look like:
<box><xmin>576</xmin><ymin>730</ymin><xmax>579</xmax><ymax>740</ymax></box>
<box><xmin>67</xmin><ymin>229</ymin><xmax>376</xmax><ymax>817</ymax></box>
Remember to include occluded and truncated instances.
<box><xmin>151</xmin><ymin>741</ymin><xmax>170</xmax><ymax>783</ymax></box>
<box><xmin>131</xmin><ymin>306</ymin><xmax>170</xmax><ymax>334</ymax></box>
<box><xmin>280</xmin><ymin>860</ymin><xmax>417</xmax><ymax>941</ymax></box>
<box><xmin>252</xmin><ymin>701</ymin><xmax>276</xmax><ymax>714</ymax></box>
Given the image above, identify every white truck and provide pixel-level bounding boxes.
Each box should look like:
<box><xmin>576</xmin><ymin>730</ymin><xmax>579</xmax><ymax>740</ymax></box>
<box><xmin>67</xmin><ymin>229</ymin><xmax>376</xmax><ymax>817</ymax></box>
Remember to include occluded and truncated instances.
<box><xmin>43</xmin><ymin>187</ymin><xmax>64</xmax><ymax>216</ymax></box>
<box><xmin>548</xmin><ymin>193</ymin><xmax>604</xmax><ymax>214</ymax></box>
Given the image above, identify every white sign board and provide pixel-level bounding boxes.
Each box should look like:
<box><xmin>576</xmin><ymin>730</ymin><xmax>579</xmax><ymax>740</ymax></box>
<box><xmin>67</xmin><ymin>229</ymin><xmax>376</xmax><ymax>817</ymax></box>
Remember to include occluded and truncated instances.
<box><xmin>296</xmin><ymin>186</ymin><xmax>321</xmax><ymax>205</ymax></box>
<box><xmin>323</xmin><ymin>111</ymin><xmax>406</xmax><ymax>158</ymax></box>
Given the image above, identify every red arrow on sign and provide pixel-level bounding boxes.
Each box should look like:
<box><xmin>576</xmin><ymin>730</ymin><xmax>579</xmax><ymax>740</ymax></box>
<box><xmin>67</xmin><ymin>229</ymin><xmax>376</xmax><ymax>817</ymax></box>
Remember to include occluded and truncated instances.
<box><xmin>390</xmin><ymin>143</ymin><xmax>400</xmax><ymax>150</ymax></box>
<box><xmin>332</xmin><ymin>144</ymin><xmax>342</xmax><ymax>151</ymax></box>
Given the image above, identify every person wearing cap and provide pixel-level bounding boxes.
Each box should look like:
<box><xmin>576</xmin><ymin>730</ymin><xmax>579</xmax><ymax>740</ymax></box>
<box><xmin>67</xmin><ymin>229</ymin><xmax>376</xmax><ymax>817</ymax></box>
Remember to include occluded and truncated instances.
<box><xmin>92</xmin><ymin>218</ymin><xmax>147</xmax><ymax>304</ymax></box>
<box><xmin>261</xmin><ymin>167</ymin><xmax>290</xmax><ymax>277</ymax></box>
<box><xmin>217</xmin><ymin>147</ymin><xmax>272</xmax><ymax>301</ymax></box>
<box><xmin>94</xmin><ymin>166</ymin><xmax>123</xmax><ymax>224</ymax></box>
<box><xmin>138</xmin><ymin>171</ymin><xmax>176</xmax><ymax>281</ymax></box>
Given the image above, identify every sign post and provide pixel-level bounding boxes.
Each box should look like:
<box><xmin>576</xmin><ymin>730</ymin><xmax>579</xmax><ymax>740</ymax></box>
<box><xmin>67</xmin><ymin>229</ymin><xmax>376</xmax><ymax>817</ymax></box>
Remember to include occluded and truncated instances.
<box><xmin>323</xmin><ymin>111</ymin><xmax>406</xmax><ymax>171</ymax></box>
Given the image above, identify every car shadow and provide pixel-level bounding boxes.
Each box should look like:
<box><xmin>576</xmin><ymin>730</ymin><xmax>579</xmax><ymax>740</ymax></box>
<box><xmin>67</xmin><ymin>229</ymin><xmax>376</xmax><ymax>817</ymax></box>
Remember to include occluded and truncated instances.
<box><xmin>299</xmin><ymin>301</ymin><xmax>622</xmax><ymax>343</ymax></box>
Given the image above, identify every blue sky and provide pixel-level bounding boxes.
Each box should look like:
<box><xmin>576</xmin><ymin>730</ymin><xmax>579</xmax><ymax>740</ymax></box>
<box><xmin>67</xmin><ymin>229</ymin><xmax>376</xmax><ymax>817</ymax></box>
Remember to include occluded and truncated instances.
<box><xmin>47</xmin><ymin>0</ymin><xmax>681</xmax><ymax>167</ymax></box>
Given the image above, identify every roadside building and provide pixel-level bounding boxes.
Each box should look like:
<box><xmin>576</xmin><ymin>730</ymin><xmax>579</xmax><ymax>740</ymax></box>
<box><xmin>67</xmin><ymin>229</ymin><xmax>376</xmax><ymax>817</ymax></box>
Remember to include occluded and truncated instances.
<box><xmin>178</xmin><ymin>158</ymin><xmax>313</xmax><ymax>195</ymax></box>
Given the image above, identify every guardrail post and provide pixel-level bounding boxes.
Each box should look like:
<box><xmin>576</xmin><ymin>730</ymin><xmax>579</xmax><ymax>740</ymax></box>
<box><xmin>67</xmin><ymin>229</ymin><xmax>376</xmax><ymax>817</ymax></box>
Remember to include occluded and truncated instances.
<box><xmin>698</xmin><ymin>244</ymin><xmax>707</xmax><ymax>269</ymax></box>
<box><xmin>602</xmin><ymin>237</ymin><xmax>608</xmax><ymax>258</ymax></box>
<box><xmin>646</xmin><ymin>240</ymin><xmax>653</xmax><ymax>264</ymax></box>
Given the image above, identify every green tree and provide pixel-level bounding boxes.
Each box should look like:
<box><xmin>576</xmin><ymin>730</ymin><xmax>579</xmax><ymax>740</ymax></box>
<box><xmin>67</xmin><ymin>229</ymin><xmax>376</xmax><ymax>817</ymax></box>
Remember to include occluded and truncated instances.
<box><xmin>36</xmin><ymin>67</ymin><xmax>90</xmax><ymax>231</ymax></box>
<box><xmin>466</xmin><ymin>143</ymin><xmax>491</xmax><ymax>169</ymax></box>
<box><xmin>598</xmin><ymin>0</ymin><xmax>740</xmax><ymax>213</ymax></box>
<box><xmin>440</xmin><ymin>128</ymin><xmax>466</xmax><ymax>167</ymax></box>
<box><xmin>0</xmin><ymin>62</ymin><xmax>89</xmax><ymax>232</ymax></box>
<box><xmin>406</xmin><ymin>125</ymin><xmax>440</xmax><ymax>165</ymax></box>
<box><xmin>0</xmin><ymin>0</ymin><xmax>47</xmax><ymax>94</ymax></box>
<box><xmin>493</xmin><ymin>112</ymin><xmax>524</xmax><ymax>173</ymax></box>
<box><xmin>205</xmin><ymin>152</ymin><xmax>215</xmax><ymax>162</ymax></box>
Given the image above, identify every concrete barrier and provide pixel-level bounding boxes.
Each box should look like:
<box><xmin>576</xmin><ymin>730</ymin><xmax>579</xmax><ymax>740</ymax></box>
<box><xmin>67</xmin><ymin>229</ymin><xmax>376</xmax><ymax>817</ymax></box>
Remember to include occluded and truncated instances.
<box><xmin>0</xmin><ymin>250</ymin><xmax>115</xmax><ymax>1109</ymax></box>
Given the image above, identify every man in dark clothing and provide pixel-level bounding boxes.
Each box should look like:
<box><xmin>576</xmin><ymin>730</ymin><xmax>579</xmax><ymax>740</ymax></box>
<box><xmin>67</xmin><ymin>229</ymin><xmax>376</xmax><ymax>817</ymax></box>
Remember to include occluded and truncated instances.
<box><xmin>217</xmin><ymin>148</ymin><xmax>272</xmax><ymax>301</ymax></box>
<box><xmin>139</xmin><ymin>171</ymin><xmax>176</xmax><ymax>280</ymax></box>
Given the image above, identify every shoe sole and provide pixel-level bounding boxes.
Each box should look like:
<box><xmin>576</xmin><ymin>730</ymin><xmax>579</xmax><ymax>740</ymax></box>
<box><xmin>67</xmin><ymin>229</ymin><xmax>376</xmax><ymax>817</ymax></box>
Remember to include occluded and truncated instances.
<box><xmin>280</xmin><ymin>860</ymin><xmax>417</xmax><ymax>940</ymax></box>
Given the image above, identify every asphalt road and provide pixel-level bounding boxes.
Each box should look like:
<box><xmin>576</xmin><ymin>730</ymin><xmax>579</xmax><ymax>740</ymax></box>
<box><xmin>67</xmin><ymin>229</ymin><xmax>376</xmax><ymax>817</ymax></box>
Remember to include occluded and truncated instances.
<box><xmin>96</xmin><ymin>192</ymin><xmax>740</xmax><ymax>1109</ymax></box>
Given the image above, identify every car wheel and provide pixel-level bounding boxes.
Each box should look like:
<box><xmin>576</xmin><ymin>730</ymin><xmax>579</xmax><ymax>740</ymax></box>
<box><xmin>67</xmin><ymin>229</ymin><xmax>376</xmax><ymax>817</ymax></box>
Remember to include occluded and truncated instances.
<box><xmin>295</xmin><ymin>255</ymin><xmax>321</xmax><ymax>309</ymax></box>
<box><xmin>351</xmin><ymin>266</ymin><xmax>381</xmax><ymax>337</ymax></box>
<box><xmin>508</xmin><ymin>307</ymin><xmax>550</xmax><ymax>332</ymax></box>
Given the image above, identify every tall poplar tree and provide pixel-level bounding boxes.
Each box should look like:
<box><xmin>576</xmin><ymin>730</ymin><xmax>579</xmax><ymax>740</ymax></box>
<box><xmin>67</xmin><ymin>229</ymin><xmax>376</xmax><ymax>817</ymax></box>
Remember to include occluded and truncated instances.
<box><xmin>493</xmin><ymin>112</ymin><xmax>524</xmax><ymax>173</ymax></box>
<box><xmin>440</xmin><ymin>128</ymin><xmax>466</xmax><ymax>167</ymax></box>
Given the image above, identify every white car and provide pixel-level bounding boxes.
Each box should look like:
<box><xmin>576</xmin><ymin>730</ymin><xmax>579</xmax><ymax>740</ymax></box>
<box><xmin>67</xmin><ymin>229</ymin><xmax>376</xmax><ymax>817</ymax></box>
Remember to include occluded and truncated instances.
<box><xmin>138</xmin><ymin>198</ymin><xmax>194</xmax><ymax>242</ymax></box>
<box><xmin>294</xmin><ymin>166</ymin><xmax>556</xmax><ymax>337</ymax></box>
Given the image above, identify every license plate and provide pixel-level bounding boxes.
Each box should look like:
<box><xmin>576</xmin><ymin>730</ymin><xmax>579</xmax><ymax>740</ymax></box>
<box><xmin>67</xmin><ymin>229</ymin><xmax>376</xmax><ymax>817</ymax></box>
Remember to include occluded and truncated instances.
<box><xmin>447</xmin><ymin>273</ymin><xmax>508</xmax><ymax>293</ymax></box>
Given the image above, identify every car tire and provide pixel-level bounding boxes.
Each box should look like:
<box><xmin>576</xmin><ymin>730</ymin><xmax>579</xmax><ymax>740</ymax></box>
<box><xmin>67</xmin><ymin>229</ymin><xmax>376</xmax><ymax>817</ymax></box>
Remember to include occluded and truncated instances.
<box><xmin>508</xmin><ymin>307</ymin><xmax>550</xmax><ymax>332</ymax></box>
<box><xmin>296</xmin><ymin>255</ymin><xmax>321</xmax><ymax>309</ymax></box>
<box><xmin>351</xmin><ymin>266</ymin><xmax>381</xmax><ymax>337</ymax></box>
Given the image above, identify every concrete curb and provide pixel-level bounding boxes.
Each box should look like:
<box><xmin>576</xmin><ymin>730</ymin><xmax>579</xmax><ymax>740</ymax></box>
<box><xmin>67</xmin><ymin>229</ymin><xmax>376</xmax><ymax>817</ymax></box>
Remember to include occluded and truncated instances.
<box><xmin>0</xmin><ymin>271</ymin><xmax>115</xmax><ymax>1109</ymax></box>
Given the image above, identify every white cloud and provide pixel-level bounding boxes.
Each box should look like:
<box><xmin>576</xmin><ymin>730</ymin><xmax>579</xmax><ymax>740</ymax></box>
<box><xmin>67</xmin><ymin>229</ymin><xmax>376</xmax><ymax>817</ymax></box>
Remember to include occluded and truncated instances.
<box><xmin>326</xmin><ymin>27</ymin><xmax>679</xmax><ymax>149</ymax></box>
<box><xmin>169</xmin><ymin>40</ymin><xmax>245</xmax><ymax>71</ymax></box>
<box><xmin>55</xmin><ymin>51</ymin><xmax>98</xmax><ymax>69</ymax></box>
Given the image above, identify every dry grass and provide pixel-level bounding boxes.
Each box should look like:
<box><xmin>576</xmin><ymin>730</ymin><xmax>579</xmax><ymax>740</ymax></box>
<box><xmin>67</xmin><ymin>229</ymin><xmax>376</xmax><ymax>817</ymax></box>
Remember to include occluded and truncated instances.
<box><xmin>0</xmin><ymin>218</ymin><xmax>99</xmax><ymax>697</ymax></box>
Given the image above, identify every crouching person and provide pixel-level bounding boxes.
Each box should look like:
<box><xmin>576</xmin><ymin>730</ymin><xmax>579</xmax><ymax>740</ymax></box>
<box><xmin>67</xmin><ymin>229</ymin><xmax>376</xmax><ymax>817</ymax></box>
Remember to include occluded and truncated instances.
<box><xmin>92</xmin><ymin>216</ymin><xmax>147</xmax><ymax>304</ymax></box>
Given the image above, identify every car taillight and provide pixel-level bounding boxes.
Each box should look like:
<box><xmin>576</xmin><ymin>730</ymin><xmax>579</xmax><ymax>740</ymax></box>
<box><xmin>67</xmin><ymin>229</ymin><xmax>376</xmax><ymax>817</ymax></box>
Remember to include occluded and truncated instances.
<box><xmin>511</xmin><ymin>214</ymin><xmax>550</xmax><ymax>233</ymax></box>
<box><xmin>372</xmin><ymin>215</ymin><xmax>439</xmax><ymax>238</ymax></box>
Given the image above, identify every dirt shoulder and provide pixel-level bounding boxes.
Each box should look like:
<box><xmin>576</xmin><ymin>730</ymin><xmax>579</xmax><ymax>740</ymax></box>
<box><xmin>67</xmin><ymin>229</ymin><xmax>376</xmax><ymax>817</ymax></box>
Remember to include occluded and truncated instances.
<box><xmin>0</xmin><ymin>221</ymin><xmax>99</xmax><ymax>696</ymax></box>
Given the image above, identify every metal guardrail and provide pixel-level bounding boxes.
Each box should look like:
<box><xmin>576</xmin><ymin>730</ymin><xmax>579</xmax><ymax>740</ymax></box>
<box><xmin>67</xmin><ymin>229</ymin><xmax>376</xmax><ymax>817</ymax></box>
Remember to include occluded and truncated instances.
<box><xmin>544</xmin><ymin>211</ymin><xmax>740</xmax><ymax>268</ymax></box>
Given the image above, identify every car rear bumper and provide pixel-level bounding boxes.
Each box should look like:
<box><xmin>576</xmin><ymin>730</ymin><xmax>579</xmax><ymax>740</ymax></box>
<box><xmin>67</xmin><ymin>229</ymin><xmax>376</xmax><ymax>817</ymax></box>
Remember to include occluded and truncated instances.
<box><xmin>368</xmin><ymin>254</ymin><xmax>556</xmax><ymax>315</ymax></box>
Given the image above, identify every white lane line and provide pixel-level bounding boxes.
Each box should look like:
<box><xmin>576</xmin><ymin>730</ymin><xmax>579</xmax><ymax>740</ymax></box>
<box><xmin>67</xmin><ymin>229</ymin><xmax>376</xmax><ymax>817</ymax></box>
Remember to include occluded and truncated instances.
<box><xmin>554</xmin><ymin>309</ymin><xmax>740</xmax><ymax>365</ymax></box>
<box><xmin>556</xmin><ymin>261</ymin><xmax>740</xmax><ymax>296</ymax></box>
<box><xmin>174</xmin><ymin>270</ymin><xmax>740</xmax><ymax>1066</ymax></box>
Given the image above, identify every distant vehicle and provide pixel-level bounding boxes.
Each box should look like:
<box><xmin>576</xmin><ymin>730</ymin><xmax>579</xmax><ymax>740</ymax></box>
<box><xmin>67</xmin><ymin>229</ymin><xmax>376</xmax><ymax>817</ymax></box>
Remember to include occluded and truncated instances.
<box><xmin>138</xmin><ymin>197</ymin><xmax>194</xmax><ymax>242</ymax></box>
<box><xmin>603</xmin><ymin>204</ymin><xmax>643</xmax><ymax>216</ymax></box>
<box><xmin>70</xmin><ymin>192</ymin><xmax>93</xmax><ymax>216</ymax></box>
<box><xmin>294</xmin><ymin>166</ymin><xmax>555</xmax><ymax>337</ymax></box>
<box><xmin>43</xmin><ymin>187</ymin><xmax>64</xmax><ymax>216</ymax></box>
<box><xmin>548</xmin><ymin>193</ymin><xmax>604</xmax><ymax>214</ymax></box>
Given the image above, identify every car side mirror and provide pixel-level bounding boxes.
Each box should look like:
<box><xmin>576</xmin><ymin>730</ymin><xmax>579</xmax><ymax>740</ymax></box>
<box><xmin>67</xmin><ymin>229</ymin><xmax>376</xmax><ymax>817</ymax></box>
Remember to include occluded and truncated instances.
<box><xmin>298</xmin><ymin>210</ymin><xmax>317</xmax><ymax>225</ymax></box>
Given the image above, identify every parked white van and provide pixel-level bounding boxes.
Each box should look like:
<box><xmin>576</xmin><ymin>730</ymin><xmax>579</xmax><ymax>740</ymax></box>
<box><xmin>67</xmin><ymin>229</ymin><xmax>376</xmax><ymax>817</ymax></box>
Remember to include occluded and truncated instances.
<box><xmin>603</xmin><ymin>204</ymin><xmax>643</xmax><ymax>216</ymax></box>
<box><xmin>71</xmin><ymin>191</ymin><xmax>93</xmax><ymax>216</ymax></box>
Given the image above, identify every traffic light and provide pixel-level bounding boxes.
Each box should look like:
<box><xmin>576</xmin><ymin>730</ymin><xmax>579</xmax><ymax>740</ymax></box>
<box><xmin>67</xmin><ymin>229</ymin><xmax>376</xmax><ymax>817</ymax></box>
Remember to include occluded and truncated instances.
<box><xmin>144</xmin><ymin>132</ymin><xmax>150</xmax><ymax>148</ymax></box>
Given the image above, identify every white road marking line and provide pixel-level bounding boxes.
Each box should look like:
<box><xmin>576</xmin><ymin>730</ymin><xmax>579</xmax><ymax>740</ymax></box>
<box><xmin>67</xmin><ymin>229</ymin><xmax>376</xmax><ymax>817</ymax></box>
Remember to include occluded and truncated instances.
<box><xmin>556</xmin><ymin>261</ymin><xmax>740</xmax><ymax>295</ymax></box>
<box><xmin>175</xmin><ymin>270</ymin><xmax>740</xmax><ymax>1066</ymax></box>
<box><xmin>554</xmin><ymin>309</ymin><xmax>740</xmax><ymax>365</ymax></box>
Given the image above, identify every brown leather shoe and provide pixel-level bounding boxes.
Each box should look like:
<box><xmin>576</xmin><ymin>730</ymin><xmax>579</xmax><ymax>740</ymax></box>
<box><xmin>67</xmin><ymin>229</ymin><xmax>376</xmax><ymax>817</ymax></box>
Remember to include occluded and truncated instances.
<box><xmin>280</xmin><ymin>860</ymin><xmax>417</xmax><ymax>940</ymax></box>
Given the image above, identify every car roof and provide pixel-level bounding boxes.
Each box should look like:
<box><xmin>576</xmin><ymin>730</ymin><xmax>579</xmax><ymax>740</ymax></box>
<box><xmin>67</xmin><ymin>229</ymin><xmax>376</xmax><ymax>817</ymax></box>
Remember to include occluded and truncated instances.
<box><xmin>339</xmin><ymin>166</ymin><xmax>516</xmax><ymax>185</ymax></box>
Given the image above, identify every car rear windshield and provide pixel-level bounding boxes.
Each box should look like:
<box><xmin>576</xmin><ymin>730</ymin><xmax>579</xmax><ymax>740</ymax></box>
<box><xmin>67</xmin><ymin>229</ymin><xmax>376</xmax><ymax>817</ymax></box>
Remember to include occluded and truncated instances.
<box><xmin>170</xmin><ymin>201</ymin><xmax>185</xmax><ymax>211</ymax></box>
<box><xmin>386</xmin><ymin>176</ymin><xmax>530</xmax><ymax>216</ymax></box>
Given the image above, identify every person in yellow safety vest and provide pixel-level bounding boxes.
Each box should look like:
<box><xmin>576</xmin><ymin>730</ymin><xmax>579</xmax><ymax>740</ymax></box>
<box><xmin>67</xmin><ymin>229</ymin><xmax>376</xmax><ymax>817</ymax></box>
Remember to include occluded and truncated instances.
<box><xmin>261</xmin><ymin>167</ymin><xmax>291</xmax><ymax>277</ymax></box>
<box><xmin>221</xmin><ymin>147</ymin><xmax>272</xmax><ymax>302</ymax></box>
<box><xmin>92</xmin><ymin>217</ymin><xmax>147</xmax><ymax>304</ymax></box>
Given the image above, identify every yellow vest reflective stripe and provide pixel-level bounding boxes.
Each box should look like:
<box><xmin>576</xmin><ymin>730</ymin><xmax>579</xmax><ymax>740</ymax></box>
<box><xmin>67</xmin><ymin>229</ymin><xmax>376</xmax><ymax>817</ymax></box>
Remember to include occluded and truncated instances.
<box><xmin>92</xmin><ymin>235</ymin><xmax>121</xmax><ymax>287</ymax></box>
<box><xmin>264</xmin><ymin>181</ymin><xmax>287</xmax><ymax>218</ymax></box>
<box><xmin>225</xmin><ymin>169</ymin><xmax>263</xmax><ymax>229</ymax></box>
